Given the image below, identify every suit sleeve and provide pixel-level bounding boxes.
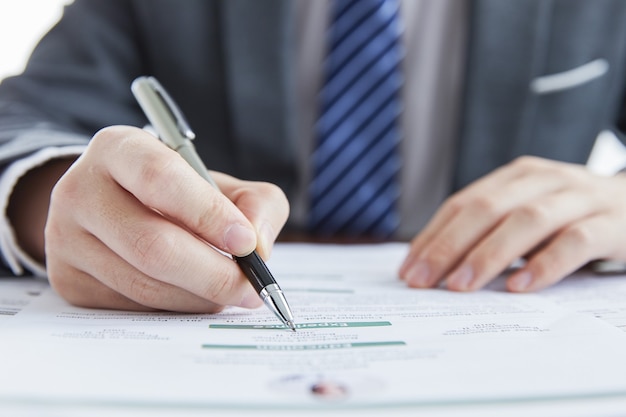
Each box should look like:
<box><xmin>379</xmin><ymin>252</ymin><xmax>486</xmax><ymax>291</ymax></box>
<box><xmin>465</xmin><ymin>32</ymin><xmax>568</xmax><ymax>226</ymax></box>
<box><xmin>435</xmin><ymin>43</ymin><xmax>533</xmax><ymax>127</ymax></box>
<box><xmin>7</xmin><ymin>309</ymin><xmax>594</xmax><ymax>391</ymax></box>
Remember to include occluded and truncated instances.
<box><xmin>0</xmin><ymin>0</ymin><xmax>150</xmax><ymax>275</ymax></box>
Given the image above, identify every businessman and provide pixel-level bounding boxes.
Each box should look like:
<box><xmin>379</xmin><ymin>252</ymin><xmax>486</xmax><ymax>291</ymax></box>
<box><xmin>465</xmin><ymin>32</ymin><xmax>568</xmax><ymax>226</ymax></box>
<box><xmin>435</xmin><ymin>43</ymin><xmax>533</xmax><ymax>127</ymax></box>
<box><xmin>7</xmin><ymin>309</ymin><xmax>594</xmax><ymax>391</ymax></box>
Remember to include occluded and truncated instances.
<box><xmin>1</xmin><ymin>0</ymin><xmax>626</xmax><ymax>312</ymax></box>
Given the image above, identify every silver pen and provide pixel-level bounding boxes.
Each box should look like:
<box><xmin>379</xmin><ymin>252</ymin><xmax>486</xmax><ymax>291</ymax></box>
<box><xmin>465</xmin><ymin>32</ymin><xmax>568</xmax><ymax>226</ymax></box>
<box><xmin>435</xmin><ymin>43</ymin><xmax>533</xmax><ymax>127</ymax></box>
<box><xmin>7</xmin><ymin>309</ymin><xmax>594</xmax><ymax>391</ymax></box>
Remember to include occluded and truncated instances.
<box><xmin>131</xmin><ymin>76</ymin><xmax>296</xmax><ymax>331</ymax></box>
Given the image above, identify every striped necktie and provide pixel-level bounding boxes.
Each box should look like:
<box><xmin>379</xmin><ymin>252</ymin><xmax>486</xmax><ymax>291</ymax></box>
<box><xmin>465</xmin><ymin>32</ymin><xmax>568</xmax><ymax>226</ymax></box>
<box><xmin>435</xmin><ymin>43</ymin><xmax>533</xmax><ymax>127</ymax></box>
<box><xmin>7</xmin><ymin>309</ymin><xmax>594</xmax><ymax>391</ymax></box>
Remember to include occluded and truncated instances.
<box><xmin>309</xmin><ymin>0</ymin><xmax>404</xmax><ymax>238</ymax></box>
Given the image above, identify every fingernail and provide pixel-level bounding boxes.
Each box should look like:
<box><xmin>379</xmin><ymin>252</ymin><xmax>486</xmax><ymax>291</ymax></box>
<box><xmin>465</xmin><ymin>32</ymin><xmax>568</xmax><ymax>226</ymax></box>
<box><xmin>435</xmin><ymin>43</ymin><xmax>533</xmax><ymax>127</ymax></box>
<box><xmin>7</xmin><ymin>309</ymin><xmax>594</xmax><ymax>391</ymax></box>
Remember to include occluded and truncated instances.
<box><xmin>447</xmin><ymin>265</ymin><xmax>473</xmax><ymax>291</ymax></box>
<box><xmin>509</xmin><ymin>271</ymin><xmax>532</xmax><ymax>292</ymax></box>
<box><xmin>405</xmin><ymin>261</ymin><xmax>431</xmax><ymax>287</ymax></box>
<box><xmin>224</xmin><ymin>223</ymin><xmax>256</xmax><ymax>256</ymax></box>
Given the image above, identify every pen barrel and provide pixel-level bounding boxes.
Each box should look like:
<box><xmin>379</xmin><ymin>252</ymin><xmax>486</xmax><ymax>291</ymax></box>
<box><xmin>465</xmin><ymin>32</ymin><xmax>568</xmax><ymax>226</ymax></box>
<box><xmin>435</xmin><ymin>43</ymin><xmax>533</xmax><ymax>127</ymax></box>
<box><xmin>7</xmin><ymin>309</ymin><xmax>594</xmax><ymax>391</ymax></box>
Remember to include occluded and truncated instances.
<box><xmin>176</xmin><ymin>143</ymin><xmax>220</xmax><ymax>189</ymax></box>
<box><xmin>234</xmin><ymin>251</ymin><xmax>276</xmax><ymax>293</ymax></box>
<box><xmin>132</xmin><ymin>76</ymin><xmax>294</xmax><ymax>328</ymax></box>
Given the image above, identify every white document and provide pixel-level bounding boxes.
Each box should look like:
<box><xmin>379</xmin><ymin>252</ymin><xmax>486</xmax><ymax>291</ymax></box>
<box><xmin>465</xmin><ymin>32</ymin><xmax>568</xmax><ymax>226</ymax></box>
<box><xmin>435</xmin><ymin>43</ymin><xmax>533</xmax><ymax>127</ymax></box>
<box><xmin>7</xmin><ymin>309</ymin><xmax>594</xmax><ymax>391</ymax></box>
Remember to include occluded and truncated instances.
<box><xmin>1</xmin><ymin>243</ymin><xmax>626</xmax><ymax>412</ymax></box>
<box><xmin>0</xmin><ymin>277</ymin><xmax>48</xmax><ymax>320</ymax></box>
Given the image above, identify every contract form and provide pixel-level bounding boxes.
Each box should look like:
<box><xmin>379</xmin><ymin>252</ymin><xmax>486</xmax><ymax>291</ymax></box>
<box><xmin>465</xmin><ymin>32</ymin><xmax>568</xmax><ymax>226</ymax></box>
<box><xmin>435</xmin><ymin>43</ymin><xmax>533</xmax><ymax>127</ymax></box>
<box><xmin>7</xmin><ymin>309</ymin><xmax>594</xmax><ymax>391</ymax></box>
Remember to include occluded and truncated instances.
<box><xmin>1</xmin><ymin>243</ymin><xmax>626</xmax><ymax>413</ymax></box>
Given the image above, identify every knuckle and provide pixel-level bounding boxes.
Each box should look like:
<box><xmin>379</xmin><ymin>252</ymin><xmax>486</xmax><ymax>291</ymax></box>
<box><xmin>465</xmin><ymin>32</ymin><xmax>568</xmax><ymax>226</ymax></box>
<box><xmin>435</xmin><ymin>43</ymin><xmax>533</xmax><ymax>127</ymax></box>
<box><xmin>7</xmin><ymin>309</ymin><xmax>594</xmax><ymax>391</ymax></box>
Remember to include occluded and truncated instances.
<box><xmin>90</xmin><ymin>126</ymin><xmax>119</xmax><ymax>148</ymax></box>
<box><xmin>44</xmin><ymin>218</ymin><xmax>65</xmax><ymax>248</ymax></box>
<box><xmin>561</xmin><ymin>223</ymin><xmax>595</xmax><ymax>247</ymax></box>
<box><xmin>200</xmin><ymin>270</ymin><xmax>237</xmax><ymax>303</ymax></box>
<box><xmin>446</xmin><ymin>193</ymin><xmax>500</xmax><ymax>218</ymax></box>
<box><xmin>442</xmin><ymin>192</ymin><xmax>504</xmax><ymax>222</ymax></box>
<box><xmin>424</xmin><ymin>238</ymin><xmax>458</xmax><ymax>269</ymax></box>
<box><xmin>467</xmin><ymin>195</ymin><xmax>500</xmax><ymax>217</ymax></box>
<box><xmin>510</xmin><ymin>203</ymin><xmax>550</xmax><ymax>226</ymax></box>
<box><xmin>511</xmin><ymin>155</ymin><xmax>586</xmax><ymax>182</ymax></box>
<box><xmin>441</xmin><ymin>193</ymin><xmax>465</xmax><ymax>216</ymax></box>
<box><xmin>135</xmin><ymin>152</ymin><xmax>180</xmax><ymax>199</ymax></box>
<box><xmin>510</xmin><ymin>155</ymin><xmax>544</xmax><ymax>171</ymax></box>
<box><xmin>50</xmin><ymin>165</ymin><xmax>87</xmax><ymax>211</ymax></box>
<box><xmin>131</xmin><ymin>228</ymin><xmax>177</xmax><ymax>275</ymax></box>
<box><xmin>92</xmin><ymin>126</ymin><xmax>180</xmax><ymax>200</ymax></box>
<box><xmin>259</xmin><ymin>181</ymin><xmax>287</xmax><ymax>202</ymax></box>
<box><xmin>90</xmin><ymin>125</ymin><xmax>139</xmax><ymax>154</ymax></box>
<box><xmin>92</xmin><ymin>125</ymin><xmax>141</xmax><ymax>143</ymax></box>
<box><xmin>126</xmin><ymin>275</ymin><xmax>160</xmax><ymax>306</ymax></box>
<box><xmin>553</xmin><ymin>165</ymin><xmax>585</xmax><ymax>184</ymax></box>
<box><xmin>261</xmin><ymin>182</ymin><xmax>290</xmax><ymax>220</ymax></box>
<box><xmin>194</xmin><ymin>193</ymin><xmax>230</xmax><ymax>233</ymax></box>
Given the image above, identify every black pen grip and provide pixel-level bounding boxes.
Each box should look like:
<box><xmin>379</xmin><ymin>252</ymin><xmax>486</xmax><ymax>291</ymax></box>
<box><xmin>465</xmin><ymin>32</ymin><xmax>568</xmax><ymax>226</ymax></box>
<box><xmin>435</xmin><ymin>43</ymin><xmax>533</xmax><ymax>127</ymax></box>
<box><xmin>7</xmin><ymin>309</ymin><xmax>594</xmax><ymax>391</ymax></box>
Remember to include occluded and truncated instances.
<box><xmin>234</xmin><ymin>251</ymin><xmax>276</xmax><ymax>293</ymax></box>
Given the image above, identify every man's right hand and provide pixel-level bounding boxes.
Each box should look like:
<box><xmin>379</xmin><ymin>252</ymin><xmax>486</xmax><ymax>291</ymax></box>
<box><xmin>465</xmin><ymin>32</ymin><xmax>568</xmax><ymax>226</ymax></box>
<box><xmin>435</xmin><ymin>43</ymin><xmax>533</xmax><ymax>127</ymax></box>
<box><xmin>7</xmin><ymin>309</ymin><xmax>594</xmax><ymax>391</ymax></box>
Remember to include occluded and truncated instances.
<box><xmin>45</xmin><ymin>126</ymin><xmax>290</xmax><ymax>312</ymax></box>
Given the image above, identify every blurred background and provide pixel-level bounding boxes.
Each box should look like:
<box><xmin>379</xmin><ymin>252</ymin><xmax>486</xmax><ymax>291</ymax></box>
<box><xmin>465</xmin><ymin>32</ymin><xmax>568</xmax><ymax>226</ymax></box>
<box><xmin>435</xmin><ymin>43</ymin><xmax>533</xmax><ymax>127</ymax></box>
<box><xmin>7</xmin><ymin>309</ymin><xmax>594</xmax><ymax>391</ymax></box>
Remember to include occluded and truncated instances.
<box><xmin>0</xmin><ymin>0</ymin><xmax>624</xmax><ymax>173</ymax></box>
<box><xmin>0</xmin><ymin>0</ymin><xmax>70</xmax><ymax>80</ymax></box>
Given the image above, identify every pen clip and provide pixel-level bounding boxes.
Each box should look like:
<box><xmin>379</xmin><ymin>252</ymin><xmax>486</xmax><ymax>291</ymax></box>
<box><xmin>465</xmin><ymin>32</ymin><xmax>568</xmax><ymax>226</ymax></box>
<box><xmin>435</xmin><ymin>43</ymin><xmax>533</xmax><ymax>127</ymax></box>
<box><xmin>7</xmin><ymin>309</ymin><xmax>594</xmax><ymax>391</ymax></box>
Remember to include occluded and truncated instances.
<box><xmin>140</xmin><ymin>76</ymin><xmax>196</xmax><ymax>140</ymax></box>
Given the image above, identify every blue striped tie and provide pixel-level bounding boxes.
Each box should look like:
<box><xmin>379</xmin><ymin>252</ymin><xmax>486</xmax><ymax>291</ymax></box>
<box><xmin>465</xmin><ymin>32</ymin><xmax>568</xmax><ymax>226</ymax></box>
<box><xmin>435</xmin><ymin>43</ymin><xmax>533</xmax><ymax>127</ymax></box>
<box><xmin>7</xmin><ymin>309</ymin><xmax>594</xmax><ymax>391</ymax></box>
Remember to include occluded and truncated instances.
<box><xmin>309</xmin><ymin>0</ymin><xmax>404</xmax><ymax>238</ymax></box>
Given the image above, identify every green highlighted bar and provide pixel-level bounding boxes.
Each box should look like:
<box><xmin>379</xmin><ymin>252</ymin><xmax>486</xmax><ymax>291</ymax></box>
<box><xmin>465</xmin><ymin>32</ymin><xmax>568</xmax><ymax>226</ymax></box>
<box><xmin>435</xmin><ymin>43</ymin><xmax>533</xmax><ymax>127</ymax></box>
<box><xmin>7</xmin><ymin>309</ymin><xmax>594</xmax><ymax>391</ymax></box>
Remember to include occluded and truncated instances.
<box><xmin>208</xmin><ymin>321</ymin><xmax>392</xmax><ymax>330</ymax></box>
<box><xmin>201</xmin><ymin>341</ymin><xmax>405</xmax><ymax>350</ymax></box>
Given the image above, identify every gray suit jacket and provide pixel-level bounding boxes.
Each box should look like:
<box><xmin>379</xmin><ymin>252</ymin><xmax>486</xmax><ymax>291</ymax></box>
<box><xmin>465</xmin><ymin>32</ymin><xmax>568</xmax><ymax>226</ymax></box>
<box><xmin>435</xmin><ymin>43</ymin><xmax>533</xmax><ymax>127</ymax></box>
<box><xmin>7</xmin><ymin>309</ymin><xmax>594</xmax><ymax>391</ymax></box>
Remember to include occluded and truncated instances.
<box><xmin>1</xmin><ymin>0</ymin><xmax>626</xmax><ymax>228</ymax></box>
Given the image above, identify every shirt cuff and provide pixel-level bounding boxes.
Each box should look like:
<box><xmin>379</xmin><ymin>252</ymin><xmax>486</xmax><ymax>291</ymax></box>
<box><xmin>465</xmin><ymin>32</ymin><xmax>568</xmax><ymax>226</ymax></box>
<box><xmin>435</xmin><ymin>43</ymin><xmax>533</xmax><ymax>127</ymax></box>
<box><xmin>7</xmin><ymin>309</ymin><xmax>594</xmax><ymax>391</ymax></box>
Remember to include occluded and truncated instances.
<box><xmin>0</xmin><ymin>145</ymin><xmax>86</xmax><ymax>276</ymax></box>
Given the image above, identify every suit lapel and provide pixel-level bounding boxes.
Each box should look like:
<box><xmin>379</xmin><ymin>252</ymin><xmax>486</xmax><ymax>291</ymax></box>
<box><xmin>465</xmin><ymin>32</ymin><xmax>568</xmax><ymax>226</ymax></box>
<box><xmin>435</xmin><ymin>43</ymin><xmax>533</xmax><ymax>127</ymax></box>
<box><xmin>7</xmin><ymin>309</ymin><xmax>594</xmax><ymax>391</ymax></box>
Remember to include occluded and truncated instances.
<box><xmin>454</xmin><ymin>0</ymin><xmax>551</xmax><ymax>189</ymax></box>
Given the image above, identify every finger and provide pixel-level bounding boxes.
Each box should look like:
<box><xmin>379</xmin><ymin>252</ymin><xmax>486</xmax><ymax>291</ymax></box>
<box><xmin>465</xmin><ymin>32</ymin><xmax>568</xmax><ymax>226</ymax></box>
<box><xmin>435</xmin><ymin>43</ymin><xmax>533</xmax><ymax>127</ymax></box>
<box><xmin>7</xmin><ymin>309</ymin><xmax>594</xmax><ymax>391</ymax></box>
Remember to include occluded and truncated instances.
<box><xmin>50</xmin><ymin>229</ymin><xmax>238</xmax><ymax>312</ymax></box>
<box><xmin>92</xmin><ymin>186</ymin><xmax>261</xmax><ymax>308</ymax></box>
<box><xmin>52</xmin><ymin>160</ymin><xmax>262</xmax><ymax>309</ymax></box>
<box><xmin>445</xmin><ymin>189</ymin><xmax>602</xmax><ymax>291</ymax></box>
<box><xmin>403</xmin><ymin>156</ymin><xmax>580</xmax><ymax>259</ymax></box>
<box><xmin>91</xmin><ymin>126</ymin><xmax>257</xmax><ymax>257</ymax></box>
<box><xmin>213</xmin><ymin>172</ymin><xmax>289</xmax><ymax>259</ymax></box>
<box><xmin>400</xmin><ymin>161</ymin><xmax>572</xmax><ymax>288</ymax></box>
<box><xmin>402</xmin><ymin>162</ymin><xmax>518</xmax><ymax>257</ymax></box>
<box><xmin>507</xmin><ymin>215</ymin><xmax>614</xmax><ymax>292</ymax></box>
<box><xmin>46</xmin><ymin>257</ymin><xmax>150</xmax><ymax>311</ymax></box>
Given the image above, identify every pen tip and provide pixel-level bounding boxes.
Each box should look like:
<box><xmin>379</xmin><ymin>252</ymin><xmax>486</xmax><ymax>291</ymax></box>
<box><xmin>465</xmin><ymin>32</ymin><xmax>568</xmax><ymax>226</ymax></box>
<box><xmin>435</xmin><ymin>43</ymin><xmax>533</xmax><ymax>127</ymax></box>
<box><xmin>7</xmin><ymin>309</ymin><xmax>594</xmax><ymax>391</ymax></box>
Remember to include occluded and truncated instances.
<box><xmin>287</xmin><ymin>321</ymin><xmax>296</xmax><ymax>332</ymax></box>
